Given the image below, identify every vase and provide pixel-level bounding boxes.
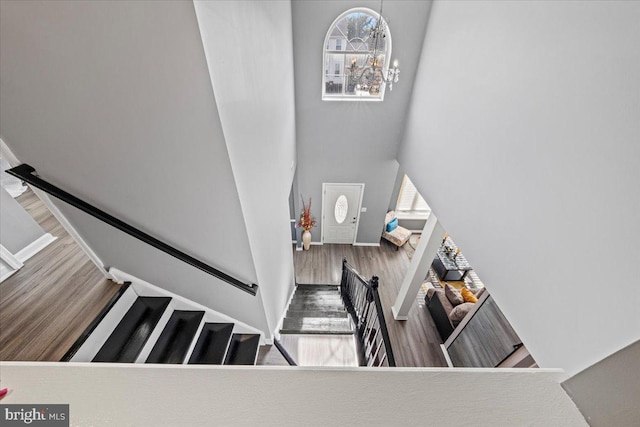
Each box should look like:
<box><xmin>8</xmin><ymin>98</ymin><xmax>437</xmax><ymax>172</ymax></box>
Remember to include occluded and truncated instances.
<box><xmin>302</xmin><ymin>230</ymin><xmax>311</xmax><ymax>251</ymax></box>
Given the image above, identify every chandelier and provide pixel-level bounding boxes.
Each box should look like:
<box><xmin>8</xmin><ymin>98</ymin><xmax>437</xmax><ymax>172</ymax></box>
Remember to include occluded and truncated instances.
<box><xmin>346</xmin><ymin>1</ymin><xmax>400</xmax><ymax>95</ymax></box>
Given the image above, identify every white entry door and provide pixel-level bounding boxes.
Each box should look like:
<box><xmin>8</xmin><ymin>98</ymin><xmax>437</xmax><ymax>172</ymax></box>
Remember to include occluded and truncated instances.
<box><xmin>322</xmin><ymin>183</ymin><xmax>364</xmax><ymax>244</ymax></box>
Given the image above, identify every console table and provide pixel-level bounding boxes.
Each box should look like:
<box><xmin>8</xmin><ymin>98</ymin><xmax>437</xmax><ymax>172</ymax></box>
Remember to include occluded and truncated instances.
<box><xmin>432</xmin><ymin>236</ymin><xmax>472</xmax><ymax>281</ymax></box>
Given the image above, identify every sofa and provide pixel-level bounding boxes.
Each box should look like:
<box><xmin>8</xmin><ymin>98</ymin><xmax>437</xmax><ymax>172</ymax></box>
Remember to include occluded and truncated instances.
<box><xmin>382</xmin><ymin>211</ymin><xmax>412</xmax><ymax>250</ymax></box>
<box><xmin>425</xmin><ymin>284</ymin><xmax>487</xmax><ymax>342</ymax></box>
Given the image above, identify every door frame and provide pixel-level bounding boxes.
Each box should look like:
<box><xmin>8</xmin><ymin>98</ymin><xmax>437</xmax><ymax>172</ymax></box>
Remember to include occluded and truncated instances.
<box><xmin>321</xmin><ymin>183</ymin><xmax>365</xmax><ymax>245</ymax></box>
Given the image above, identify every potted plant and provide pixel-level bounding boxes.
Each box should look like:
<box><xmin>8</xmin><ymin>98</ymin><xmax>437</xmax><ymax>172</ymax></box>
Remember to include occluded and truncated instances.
<box><xmin>297</xmin><ymin>196</ymin><xmax>316</xmax><ymax>251</ymax></box>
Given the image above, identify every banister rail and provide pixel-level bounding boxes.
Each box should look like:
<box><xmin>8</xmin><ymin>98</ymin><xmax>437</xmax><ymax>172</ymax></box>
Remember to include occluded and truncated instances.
<box><xmin>340</xmin><ymin>257</ymin><xmax>396</xmax><ymax>367</ymax></box>
<box><xmin>273</xmin><ymin>338</ymin><xmax>297</xmax><ymax>366</ymax></box>
<box><xmin>7</xmin><ymin>164</ymin><xmax>258</xmax><ymax>296</ymax></box>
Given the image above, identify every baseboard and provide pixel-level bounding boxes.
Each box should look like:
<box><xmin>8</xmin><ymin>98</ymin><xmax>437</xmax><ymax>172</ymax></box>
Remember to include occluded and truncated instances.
<box><xmin>274</xmin><ymin>283</ymin><xmax>297</xmax><ymax>339</ymax></box>
<box><xmin>440</xmin><ymin>344</ymin><xmax>453</xmax><ymax>368</ymax></box>
<box><xmin>109</xmin><ymin>267</ymin><xmax>264</xmax><ymax>338</ymax></box>
<box><xmin>14</xmin><ymin>233</ymin><xmax>57</xmax><ymax>263</ymax></box>
<box><xmin>310</xmin><ymin>241</ymin><xmax>323</xmax><ymax>246</ymax></box>
<box><xmin>353</xmin><ymin>242</ymin><xmax>381</xmax><ymax>247</ymax></box>
<box><xmin>0</xmin><ymin>138</ymin><xmax>20</xmax><ymax>165</ymax></box>
<box><xmin>1</xmin><ymin>244</ymin><xmax>23</xmax><ymax>270</ymax></box>
<box><xmin>0</xmin><ymin>245</ymin><xmax>22</xmax><ymax>282</ymax></box>
<box><xmin>391</xmin><ymin>305</ymin><xmax>409</xmax><ymax>321</ymax></box>
<box><xmin>30</xmin><ymin>188</ymin><xmax>116</xmax><ymax>281</ymax></box>
<box><xmin>4</xmin><ymin>182</ymin><xmax>27</xmax><ymax>198</ymax></box>
<box><xmin>1</xmin><ymin>139</ymin><xmax>115</xmax><ymax>281</ymax></box>
<box><xmin>0</xmin><ymin>264</ymin><xmax>18</xmax><ymax>283</ymax></box>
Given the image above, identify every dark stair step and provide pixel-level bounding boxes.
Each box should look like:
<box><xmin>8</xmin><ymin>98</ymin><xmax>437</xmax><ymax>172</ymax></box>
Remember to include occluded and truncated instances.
<box><xmin>223</xmin><ymin>334</ymin><xmax>260</xmax><ymax>365</ymax></box>
<box><xmin>293</xmin><ymin>289</ymin><xmax>341</xmax><ymax>296</ymax></box>
<box><xmin>287</xmin><ymin>301</ymin><xmax>347</xmax><ymax>311</ymax></box>
<box><xmin>145</xmin><ymin>310</ymin><xmax>204</xmax><ymax>364</ymax></box>
<box><xmin>296</xmin><ymin>284</ymin><xmax>340</xmax><ymax>291</ymax></box>
<box><xmin>292</xmin><ymin>292</ymin><xmax>342</xmax><ymax>301</ymax></box>
<box><xmin>293</xmin><ymin>287</ymin><xmax>340</xmax><ymax>294</ymax></box>
<box><xmin>188</xmin><ymin>323</ymin><xmax>234</xmax><ymax>365</ymax></box>
<box><xmin>93</xmin><ymin>296</ymin><xmax>171</xmax><ymax>363</ymax></box>
<box><xmin>291</xmin><ymin>296</ymin><xmax>343</xmax><ymax>305</ymax></box>
<box><xmin>286</xmin><ymin>309</ymin><xmax>348</xmax><ymax>319</ymax></box>
<box><xmin>281</xmin><ymin>317</ymin><xmax>354</xmax><ymax>334</ymax></box>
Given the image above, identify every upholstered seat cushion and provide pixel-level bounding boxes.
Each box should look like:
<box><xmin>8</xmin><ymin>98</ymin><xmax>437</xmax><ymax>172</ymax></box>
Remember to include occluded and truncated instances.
<box><xmin>382</xmin><ymin>210</ymin><xmax>411</xmax><ymax>248</ymax></box>
<box><xmin>382</xmin><ymin>226</ymin><xmax>411</xmax><ymax>247</ymax></box>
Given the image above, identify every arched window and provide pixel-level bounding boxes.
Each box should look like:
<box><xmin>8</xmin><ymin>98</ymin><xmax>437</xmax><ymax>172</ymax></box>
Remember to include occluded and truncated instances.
<box><xmin>322</xmin><ymin>8</ymin><xmax>392</xmax><ymax>101</ymax></box>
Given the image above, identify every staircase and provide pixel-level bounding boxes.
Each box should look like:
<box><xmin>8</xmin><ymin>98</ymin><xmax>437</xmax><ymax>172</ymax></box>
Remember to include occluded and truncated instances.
<box><xmin>280</xmin><ymin>284</ymin><xmax>353</xmax><ymax>335</ymax></box>
<box><xmin>65</xmin><ymin>283</ymin><xmax>261</xmax><ymax>366</ymax></box>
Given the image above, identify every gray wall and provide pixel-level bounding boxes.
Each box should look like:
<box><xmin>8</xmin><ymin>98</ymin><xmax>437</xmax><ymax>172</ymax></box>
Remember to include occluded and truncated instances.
<box><xmin>292</xmin><ymin>0</ymin><xmax>432</xmax><ymax>244</ymax></box>
<box><xmin>194</xmin><ymin>0</ymin><xmax>298</xmax><ymax>337</ymax></box>
<box><xmin>398</xmin><ymin>0</ymin><xmax>640</xmax><ymax>377</ymax></box>
<box><xmin>0</xmin><ymin>1</ymin><xmax>269</xmax><ymax>333</ymax></box>
<box><xmin>0</xmin><ymin>186</ymin><xmax>46</xmax><ymax>254</ymax></box>
<box><xmin>562</xmin><ymin>339</ymin><xmax>640</xmax><ymax>426</ymax></box>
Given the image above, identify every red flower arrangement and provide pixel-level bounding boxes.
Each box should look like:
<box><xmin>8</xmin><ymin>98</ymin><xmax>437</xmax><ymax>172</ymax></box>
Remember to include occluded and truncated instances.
<box><xmin>297</xmin><ymin>197</ymin><xmax>316</xmax><ymax>231</ymax></box>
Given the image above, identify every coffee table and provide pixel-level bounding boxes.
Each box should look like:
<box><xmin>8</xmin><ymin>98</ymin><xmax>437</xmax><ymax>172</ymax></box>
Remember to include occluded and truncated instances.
<box><xmin>432</xmin><ymin>236</ymin><xmax>472</xmax><ymax>281</ymax></box>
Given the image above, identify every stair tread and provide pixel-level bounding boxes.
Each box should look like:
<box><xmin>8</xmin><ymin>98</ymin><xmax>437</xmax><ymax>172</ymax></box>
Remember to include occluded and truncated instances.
<box><xmin>188</xmin><ymin>323</ymin><xmax>235</xmax><ymax>365</ymax></box>
<box><xmin>293</xmin><ymin>290</ymin><xmax>341</xmax><ymax>296</ymax></box>
<box><xmin>93</xmin><ymin>297</ymin><xmax>171</xmax><ymax>363</ymax></box>
<box><xmin>296</xmin><ymin>284</ymin><xmax>340</xmax><ymax>290</ymax></box>
<box><xmin>286</xmin><ymin>310</ymin><xmax>348</xmax><ymax>318</ymax></box>
<box><xmin>282</xmin><ymin>317</ymin><xmax>353</xmax><ymax>334</ymax></box>
<box><xmin>145</xmin><ymin>310</ymin><xmax>204</xmax><ymax>364</ymax></box>
<box><xmin>292</xmin><ymin>293</ymin><xmax>341</xmax><ymax>300</ymax></box>
<box><xmin>293</xmin><ymin>288</ymin><xmax>340</xmax><ymax>293</ymax></box>
<box><xmin>287</xmin><ymin>302</ymin><xmax>347</xmax><ymax>310</ymax></box>
<box><xmin>223</xmin><ymin>334</ymin><xmax>260</xmax><ymax>365</ymax></box>
<box><xmin>280</xmin><ymin>329</ymin><xmax>355</xmax><ymax>335</ymax></box>
<box><xmin>296</xmin><ymin>285</ymin><xmax>340</xmax><ymax>293</ymax></box>
<box><xmin>291</xmin><ymin>296</ymin><xmax>343</xmax><ymax>304</ymax></box>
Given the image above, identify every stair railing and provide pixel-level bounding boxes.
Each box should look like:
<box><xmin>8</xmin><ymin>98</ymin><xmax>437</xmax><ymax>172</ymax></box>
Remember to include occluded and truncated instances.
<box><xmin>273</xmin><ymin>338</ymin><xmax>297</xmax><ymax>366</ymax></box>
<box><xmin>7</xmin><ymin>164</ymin><xmax>258</xmax><ymax>295</ymax></box>
<box><xmin>340</xmin><ymin>257</ymin><xmax>396</xmax><ymax>367</ymax></box>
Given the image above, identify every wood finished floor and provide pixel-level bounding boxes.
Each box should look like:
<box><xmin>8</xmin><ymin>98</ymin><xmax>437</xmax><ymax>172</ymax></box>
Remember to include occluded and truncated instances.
<box><xmin>293</xmin><ymin>242</ymin><xmax>448</xmax><ymax>367</ymax></box>
<box><xmin>0</xmin><ymin>189</ymin><xmax>121</xmax><ymax>361</ymax></box>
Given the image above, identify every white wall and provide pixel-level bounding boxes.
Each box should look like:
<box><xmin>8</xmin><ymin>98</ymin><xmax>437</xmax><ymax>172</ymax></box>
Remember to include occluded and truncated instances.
<box><xmin>0</xmin><ymin>186</ymin><xmax>46</xmax><ymax>254</ymax></box>
<box><xmin>563</xmin><ymin>339</ymin><xmax>640</xmax><ymax>426</ymax></box>
<box><xmin>292</xmin><ymin>0</ymin><xmax>432</xmax><ymax>244</ymax></box>
<box><xmin>1</xmin><ymin>362</ymin><xmax>586</xmax><ymax>426</ymax></box>
<box><xmin>1</xmin><ymin>155</ymin><xmax>26</xmax><ymax>197</ymax></box>
<box><xmin>0</xmin><ymin>1</ymin><xmax>270</xmax><ymax>333</ymax></box>
<box><xmin>399</xmin><ymin>0</ymin><xmax>640</xmax><ymax>377</ymax></box>
<box><xmin>193</xmin><ymin>0</ymin><xmax>297</xmax><ymax>338</ymax></box>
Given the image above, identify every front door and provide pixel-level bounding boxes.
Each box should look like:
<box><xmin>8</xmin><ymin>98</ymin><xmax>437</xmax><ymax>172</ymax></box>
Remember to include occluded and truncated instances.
<box><xmin>322</xmin><ymin>183</ymin><xmax>364</xmax><ymax>244</ymax></box>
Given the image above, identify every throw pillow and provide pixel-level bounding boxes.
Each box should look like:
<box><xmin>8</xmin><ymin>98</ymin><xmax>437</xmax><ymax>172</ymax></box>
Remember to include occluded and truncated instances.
<box><xmin>386</xmin><ymin>217</ymin><xmax>398</xmax><ymax>232</ymax></box>
<box><xmin>461</xmin><ymin>287</ymin><xmax>478</xmax><ymax>303</ymax></box>
<box><xmin>384</xmin><ymin>211</ymin><xmax>396</xmax><ymax>225</ymax></box>
<box><xmin>449</xmin><ymin>302</ymin><xmax>475</xmax><ymax>324</ymax></box>
<box><xmin>444</xmin><ymin>283</ymin><xmax>464</xmax><ymax>306</ymax></box>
